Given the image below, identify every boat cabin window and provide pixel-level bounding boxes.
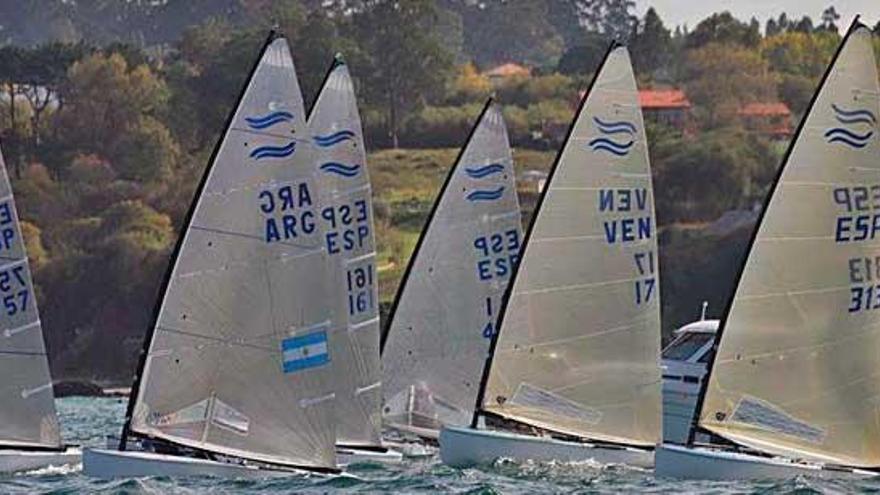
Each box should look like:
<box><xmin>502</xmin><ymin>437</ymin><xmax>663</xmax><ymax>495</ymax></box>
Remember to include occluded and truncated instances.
<box><xmin>662</xmin><ymin>332</ymin><xmax>713</xmax><ymax>361</ymax></box>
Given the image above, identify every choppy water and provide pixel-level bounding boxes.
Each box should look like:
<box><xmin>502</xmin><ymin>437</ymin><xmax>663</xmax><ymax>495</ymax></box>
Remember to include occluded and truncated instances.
<box><xmin>1</xmin><ymin>397</ymin><xmax>876</xmax><ymax>493</ymax></box>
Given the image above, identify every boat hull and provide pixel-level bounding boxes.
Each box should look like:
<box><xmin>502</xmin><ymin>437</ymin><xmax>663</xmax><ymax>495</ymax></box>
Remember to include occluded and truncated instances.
<box><xmin>0</xmin><ymin>447</ymin><xmax>81</xmax><ymax>473</ymax></box>
<box><xmin>655</xmin><ymin>443</ymin><xmax>876</xmax><ymax>480</ymax></box>
<box><xmin>438</xmin><ymin>426</ymin><xmax>653</xmax><ymax>468</ymax></box>
<box><xmin>335</xmin><ymin>445</ymin><xmax>403</xmax><ymax>465</ymax></box>
<box><xmin>82</xmin><ymin>448</ymin><xmax>316</xmax><ymax>479</ymax></box>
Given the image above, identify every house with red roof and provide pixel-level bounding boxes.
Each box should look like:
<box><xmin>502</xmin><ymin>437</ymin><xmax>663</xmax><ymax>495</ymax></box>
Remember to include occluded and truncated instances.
<box><xmin>638</xmin><ymin>89</ymin><xmax>691</xmax><ymax>131</ymax></box>
<box><xmin>737</xmin><ymin>102</ymin><xmax>793</xmax><ymax>140</ymax></box>
<box><xmin>571</xmin><ymin>88</ymin><xmax>692</xmax><ymax>132</ymax></box>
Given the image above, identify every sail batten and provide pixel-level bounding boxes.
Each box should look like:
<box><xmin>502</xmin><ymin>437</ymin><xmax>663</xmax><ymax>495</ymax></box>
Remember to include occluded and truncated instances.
<box><xmin>695</xmin><ymin>22</ymin><xmax>880</xmax><ymax>468</ymax></box>
<box><xmin>478</xmin><ymin>45</ymin><xmax>662</xmax><ymax>447</ymax></box>
<box><xmin>125</xmin><ymin>35</ymin><xmax>340</xmax><ymax>470</ymax></box>
<box><xmin>307</xmin><ymin>60</ymin><xmax>382</xmax><ymax>447</ymax></box>
<box><xmin>382</xmin><ymin>101</ymin><xmax>523</xmax><ymax>433</ymax></box>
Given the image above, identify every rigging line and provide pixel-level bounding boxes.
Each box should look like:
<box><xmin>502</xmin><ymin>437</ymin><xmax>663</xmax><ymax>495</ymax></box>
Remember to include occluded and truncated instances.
<box><xmin>736</xmin><ymin>284</ymin><xmax>849</xmax><ymax>300</ymax></box>
<box><xmin>758</xmin><ymin>235</ymin><xmax>837</xmax><ymax>242</ymax></box>
<box><xmin>494</xmin><ymin>319</ymin><xmax>650</xmax><ymax>351</ymax></box>
<box><xmin>346</xmin><ymin>252</ymin><xmax>376</xmax><ymax>264</ymax></box>
<box><xmin>516</xmin><ymin>275</ymin><xmax>646</xmax><ymax>296</ymax></box>
<box><xmin>548</xmin><ymin>375</ymin><xmax>662</xmax><ymax>396</ymax></box>
<box><xmin>154</xmin><ymin>325</ymin><xmax>278</xmax><ymax>353</ymax></box>
<box><xmin>749</xmin><ymin>369</ymin><xmax>880</xmax><ymax>413</ymax></box>
<box><xmin>3</xmin><ymin>320</ymin><xmax>41</xmax><ymax>337</ymax></box>
<box><xmin>188</xmin><ymin>225</ymin><xmax>320</xmax><ymax>251</ymax></box>
<box><xmin>0</xmin><ymin>258</ymin><xmax>27</xmax><ymax>271</ymax></box>
<box><xmin>324</xmin><ymin>183</ymin><xmax>371</xmax><ymax>197</ymax></box>
<box><xmin>715</xmin><ymin>319</ymin><xmax>880</xmax><ymax>364</ymax></box>
<box><xmin>229</xmin><ymin>125</ymin><xmax>299</xmax><ymax>141</ymax></box>
<box><xmin>0</xmin><ymin>349</ymin><xmax>47</xmax><ymax>356</ymax></box>
<box><xmin>531</xmin><ymin>234</ymin><xmax>639</xmax><ymax>242</ymax></box>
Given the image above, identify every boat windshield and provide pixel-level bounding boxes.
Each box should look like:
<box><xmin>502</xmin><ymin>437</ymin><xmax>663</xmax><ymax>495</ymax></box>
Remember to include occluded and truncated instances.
<box><xmin>662</xmin><ymin>332</ymin><xmax>713</xmax><ymax>361</ymax></box>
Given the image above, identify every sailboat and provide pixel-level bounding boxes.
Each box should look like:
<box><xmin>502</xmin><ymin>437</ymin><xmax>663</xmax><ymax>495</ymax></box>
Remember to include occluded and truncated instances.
<box><xmin>655</xmin><ymin>18</ymin><xmax>880</xmax><ymax>480</ymax></box>
<box><xmin>306</xmin><ymin>56</ymin><xmax>402</xmax><ymax>464</ymax></box>
<box><xmin>83</xmin><ymin>33</ymin><xmax>345</xmax><ymax>478</ymax></box>
<box><xmin>381</xmin><ymin>100</ymin><xmax>522</xmax><ymax>441</ymax></box>
<box><xmin>439</xmin><ymin>42</ymin><xmax>662</xmax><ymax>468</ymax></box>
<box><xmin>0</xmin><ymin>149</ymin><xmax>81</xmax><ymax>473</ymax></box>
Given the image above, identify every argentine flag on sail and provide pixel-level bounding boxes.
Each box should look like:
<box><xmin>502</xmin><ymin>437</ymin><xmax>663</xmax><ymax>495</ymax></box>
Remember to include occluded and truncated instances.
<box><xmin>282</xmin><ymin>331</ymin><xmax>330</xmax><ymax>374</ymax></box>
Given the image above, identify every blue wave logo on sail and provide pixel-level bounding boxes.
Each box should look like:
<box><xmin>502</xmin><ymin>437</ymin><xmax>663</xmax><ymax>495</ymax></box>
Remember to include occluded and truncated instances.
<box><xmin>245</xmin><ymin>110</ymin><xmax>294</xmax><ymax>130</ymax></box>
<box><xmin>589</xmin><ymin>117</ymin><xmax>636</xmax><ymax>157</ymax></box>
<box><xmin>466</xmin><ymin>186</ymin><xmax>505</xmax><ymax>202</ymax></box>
<box><xmin>314</xmin><ymin>130</ymin><xmax>356</xmax><ymax>148</ymax></box>
<box><xmin>465</xmin><ymin>163</ymin><xmax>505</xmax><ymax>179</ymax></box>
<box><xmin>250</xmin><ymin>141</ymin><xmax>296</xmax><ymax>160</ymax></box>
<box><xmin>319</xmin><ymin>162</ymin><xmax>361</xmax><ymax>177</ymax></box>
<box><xmin>825</xmin><ymin>104</ymin><xmax>876</xmax><ymax>149</ymax></box>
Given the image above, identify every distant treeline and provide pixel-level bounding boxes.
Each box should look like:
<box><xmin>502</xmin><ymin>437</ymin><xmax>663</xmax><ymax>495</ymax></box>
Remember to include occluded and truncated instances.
<box><xmin>0</xmin><ymin>0</ymin><xmax>876</xmax><ymax>382</ymax></box>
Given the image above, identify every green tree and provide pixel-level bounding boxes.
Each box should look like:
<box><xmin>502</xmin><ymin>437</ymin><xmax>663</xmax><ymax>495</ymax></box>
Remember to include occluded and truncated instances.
<box><xmin>820</xmin><ymin>6</ymin><xmax>840</xmax><ymax>32</ymax></box>
<box><xmin>350</xmin><ymin>0</ymin><xmax>454</xmax><ymax>148</ymax></box>
<box><xmin>456</xmin><ymin>0</ymin><xmax>564</xmax><ymax>67</ymax></box>
<box><xmin>53</xmin><ymin>52</ymin><xmax>171</xmax><ymax>178</ymax></box>
<box><xmin>631</xmin><ymin>7</ymin><xmax>674</xmax><ymax>77</ymax></box>
<box><xmin>686</xmin><ymin>12</ymin><xmax>761</xmax><ymax>48</ymax></box>
<box><xmin>0</xmin><ymin>46</ymin><xmax>27</xmax><ymax>176</ymax></box>
<box><xmin>684</xmin><ymin>42</ymin><xmax>777</xmax><ymax>127</ymax></box>
<box><xmin>570</xmin><ymin>0</ymin><xmax>637</xmax><ymax>41</ymax></box>
<box><xmin>792</xmin><ymin>16</ymin><xmax>815</xmax><ymax>33</ymax></box>
<box><xmin>556</xmin><ymin>32</ymin><xmax>607</xmax><ymax>76</ymax></box>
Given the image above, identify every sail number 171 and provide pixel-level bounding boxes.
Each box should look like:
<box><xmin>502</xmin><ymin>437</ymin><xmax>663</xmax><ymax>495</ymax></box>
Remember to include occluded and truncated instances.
<box><xmin>634</xmin><ymin>251</ymin><xmax>656</xmax><ymax>305</ymax></box>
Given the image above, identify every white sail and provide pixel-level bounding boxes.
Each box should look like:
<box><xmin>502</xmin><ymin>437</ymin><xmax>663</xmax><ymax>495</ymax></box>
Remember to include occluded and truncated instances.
<box><xmin>698</xmin><ymin>24</ymin><xmax>880</xmax><ymax>467</ymax></box>
<box><xmin>0</xmin><ymin>149</ymin><xmax>61</xmax><ymax>449</ymax></box>
<box><xmin>307</xmin><ymin>60</ymin><xmax>382</xmax><ymax>446</ymax></box>
<box><xmin>382</xmin><ymin>102</ymin><xmax>522</xmax><ymax>432</ymax></box>
<box><xmin>127</xmin><ymin>36</ymin><xmax>339</xmax><ymax>470</ymax></box>
<box><xmin>479</xmin><ymin>45</ymin><xmax>662</xmax><ymax>447</ymax></box>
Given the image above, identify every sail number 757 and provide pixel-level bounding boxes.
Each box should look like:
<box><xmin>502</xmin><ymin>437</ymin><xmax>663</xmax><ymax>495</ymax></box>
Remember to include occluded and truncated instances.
<box><xmin>0</xmin><ymin>265</ymin><xmax>28</xmax><ymax>317</ymax></box>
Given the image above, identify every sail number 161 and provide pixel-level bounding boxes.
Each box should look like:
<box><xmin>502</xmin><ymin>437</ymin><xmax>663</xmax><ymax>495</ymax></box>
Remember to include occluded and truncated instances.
<box><xmin>347</xmin><ymin>264</ymin><xmax>375</xmax><ymax>317</ymax></box>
